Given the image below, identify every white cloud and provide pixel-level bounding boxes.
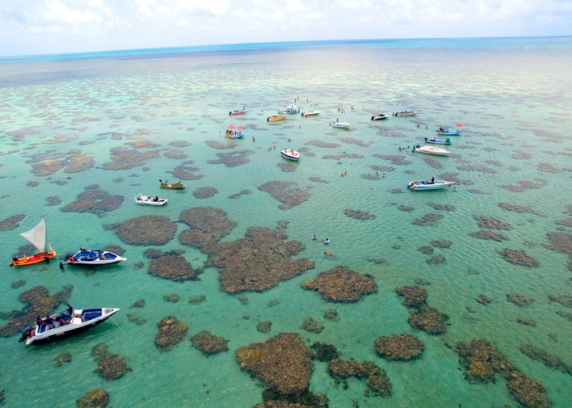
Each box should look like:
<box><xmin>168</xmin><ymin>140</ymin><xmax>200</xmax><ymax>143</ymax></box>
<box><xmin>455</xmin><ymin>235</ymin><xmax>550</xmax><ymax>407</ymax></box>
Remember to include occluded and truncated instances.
<box><xmin>0</xmin><ymin>0</ymin><xmax>570</xmax><ymax>56</ymax></box>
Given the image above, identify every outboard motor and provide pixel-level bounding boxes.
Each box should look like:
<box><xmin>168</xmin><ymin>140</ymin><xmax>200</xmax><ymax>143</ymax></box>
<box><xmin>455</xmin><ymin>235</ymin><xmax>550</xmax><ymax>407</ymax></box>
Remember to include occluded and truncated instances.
<box><xmin>18</xmin><ymin>326</ymin><xmax>33</xmax><ymax>342</ymax></box>
<box><xmin>65</xmin><ymin>251</ymin><xmax>74</xmax><ymax>259</ymax></box>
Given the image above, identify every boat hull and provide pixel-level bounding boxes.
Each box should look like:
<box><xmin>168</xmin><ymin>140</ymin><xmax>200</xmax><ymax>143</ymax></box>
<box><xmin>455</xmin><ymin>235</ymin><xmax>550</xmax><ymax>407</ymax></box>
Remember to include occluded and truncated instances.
<box><xmin>437</xmin><ymin>131</ymin><xmax>461</xmax><ymax>136</ymax></box>
<box><xmin>371</xmin><ymin>115</ymin><xmax>388</xmax><ymax>121</ymax></box>
<box><xmin>302</xmin><ymin>111</ymin><xmax>320</xmax><ymax>117</ymax></box>
<box><xmin>10</xmin><ymin>251</ymin><xmax>57</xmax><ymax>267</ymax></box>
<box><xmin>66</xmin><ymin>250</ymin><xmax>126</xmax><ymax>265</ymax></box>
<box><xmin>229</xmin><ymin>110</ymin><xmax>247</xmax><ymax>116</ymax></box>
<box><xmin>395</xmin><ymin>111</ymin><xmax>417</xmax><ymax>117</ymax></box>
<box><xmin>416</xmin><ymin>146</ymin><xmax>450</xmax><ymax>156</ymax></box>
<box><xmin>332</xmin><ymin>122</ymin><xmax>350</xmax><ymax>128</ymax></box>
<box><xmin>267</xmin><ymin>116</ymin><xmax>287</xmax><ymax>122</ymax></box>
<box><xmin>134</xmin><ymin>195</ymin><xmax>167</xmax><ymax>205</ymax></box>
<box><xmin>281</xmin><ymin>150</ymin><xmax>300</xmax><ymax>161</ymax></box>
<box><xmin>25</xmin><ymin>308</ymin><xmax>119</xmax><ymax>345</ymax></box>
<box><xmin>425</xmin><ymin>138</ymin><xmax>451</xmax><ymax>145</ymax></box>
<box><xmin>160</xmin><ymin>183</ymin><xmax>186</xmax><ymax>189</ymax></box>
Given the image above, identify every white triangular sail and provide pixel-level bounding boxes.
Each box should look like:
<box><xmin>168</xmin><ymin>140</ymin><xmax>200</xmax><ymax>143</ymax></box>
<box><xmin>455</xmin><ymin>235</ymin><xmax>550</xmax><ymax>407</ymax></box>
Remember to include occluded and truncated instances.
<box><xmin>20</xmin><ymin>218</ymin><xmax>47</xmax><ymax>253</ymax></box>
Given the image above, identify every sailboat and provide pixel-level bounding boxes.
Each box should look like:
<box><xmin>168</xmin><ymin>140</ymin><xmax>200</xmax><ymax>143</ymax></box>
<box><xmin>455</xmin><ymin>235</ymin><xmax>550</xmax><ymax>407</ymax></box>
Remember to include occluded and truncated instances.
<box><xmin>9</xmin><ymin>218</ymin><xmax>56</xmax><ymax>267</ymax></box>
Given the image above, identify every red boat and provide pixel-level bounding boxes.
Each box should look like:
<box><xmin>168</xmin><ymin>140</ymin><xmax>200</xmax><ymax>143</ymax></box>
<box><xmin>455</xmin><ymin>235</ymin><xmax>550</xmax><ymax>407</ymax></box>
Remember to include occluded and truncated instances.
<box><xmin>9</xmin><ymin>218</ymin><xmax>57</xmax><ymax>267</ymax></box>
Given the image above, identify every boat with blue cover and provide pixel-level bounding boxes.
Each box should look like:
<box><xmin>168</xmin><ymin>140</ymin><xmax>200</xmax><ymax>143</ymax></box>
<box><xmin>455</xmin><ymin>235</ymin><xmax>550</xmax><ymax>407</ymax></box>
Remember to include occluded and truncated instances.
<box><xmin>65</xmin><ymin>248</ymin><xmax>126</xmax><ymax>265</ymax></box>
<box><xmin>425</xmin><ymin>137</ymin><xmax>451</xmax><ymax>145</ymax></box>
<box><xmin>437</xmin><ymin>127</ymin><xmax>461</xmax><ymax>136</ymax></box>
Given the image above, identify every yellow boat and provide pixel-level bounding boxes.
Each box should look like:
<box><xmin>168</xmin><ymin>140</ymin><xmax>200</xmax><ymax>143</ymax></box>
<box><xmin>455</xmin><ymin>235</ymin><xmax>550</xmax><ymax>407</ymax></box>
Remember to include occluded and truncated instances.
<box><xmin>159</xmin><ymin>179</ymin><xmax>186</xmax><ymax>189</ymax></box>
<box><xmin>267</xmin><ymin>115</ymin><xmax>287</xmax><ymax>122</ymax></box>
<box><xmin>9</xmin><ymin>218</ymin><xmax>57</xmax><ymax>267</ymax></box>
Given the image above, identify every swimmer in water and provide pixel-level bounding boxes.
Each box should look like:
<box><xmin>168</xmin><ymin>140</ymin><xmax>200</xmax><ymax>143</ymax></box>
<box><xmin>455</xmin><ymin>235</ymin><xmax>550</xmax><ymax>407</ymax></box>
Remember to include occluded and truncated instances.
<box><xmin>325</xmin><ymin>238</ymin><xmax>330</xmax><ymax>245</ymax></box>
<box><xmin>312</xmin><ymin>234</ymin><xmax>317</xmax><ymax>240</ymax></box>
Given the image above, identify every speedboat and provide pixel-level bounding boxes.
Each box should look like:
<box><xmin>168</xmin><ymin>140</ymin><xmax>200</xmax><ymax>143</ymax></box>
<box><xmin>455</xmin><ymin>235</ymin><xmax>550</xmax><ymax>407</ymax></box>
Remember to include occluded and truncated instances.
<box><xmin>19</xmin><ymin>307</ymin><xmax>120</xmax><ymax>345</ymax></box>
<box><xmin>65</xmin><ymin>249</ymin><xmax>126</xmax><ymax>265</ymax></box>
<box><xmin>9</xmin><ymin>218</ymin><xmax>56</xmax><ymax>267</ymax></box>
<box><xmin>415</xmin><ymin>146</ymin><xmax>450</xmax><ymax>156</ymax></box>
<box><xmin>437</xmin><ymin>127</ymin><xmax>461</xmax><ymax>136</ymax></box>
<box><xmin>332</xmin><ymin>121</ymin><xmax>350</xmax><ymax>129</ymax></box>
<box><xmin>301</xmin><ymin>111</ymin><xmax>320</xmax><ymax>117</ymax></box>
<box><xmin>229</xmin><ymin>109</ymin><xmax>248</xmax><ymax>116</ymax></box>
<box><xmin>371</xmin><ymin>114</ymin><xmax>388</xmax><ymax>121</ymax></box>
<box><xmin>424</xmin><ymin>137</ymin><xmax>451</xmax><ymax>145</ymax></box>
<box><xmin>277</xmin><ymin>104</ymin><xmax>300</xmax><ymax>114</ymax></box>
<box><xmin>267</xmin><ymin>115</ymin><xmax>287</xmax><ymax>122</ymax></box>
<box><xmin>159</xmin><ymin>180</ymin><xmax>186</xmax><ymax>189</ymax></box>
<box><xmin>394</xmin><ymin>111</ymin><xmax>417</xmax><ymax>117</ymax></box>
<box><xmin>134</xmin><ymin>194</ymin><xmax>168</xmax><ymax>206</ymax></box>
<box><xmin>281</xmin><ymin>149</ymin><xmax>300</xmax><ymax>161</ymax></box>
<box><xmin>407</xmin><ymin>179</ymin><xmax>454</xmax><ymax>191</ymax></box>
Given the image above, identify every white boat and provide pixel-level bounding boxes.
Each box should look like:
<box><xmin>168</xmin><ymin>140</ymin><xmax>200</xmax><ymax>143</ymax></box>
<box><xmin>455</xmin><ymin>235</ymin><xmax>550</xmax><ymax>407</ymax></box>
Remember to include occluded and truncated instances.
<box><xmin>277</xmin><ymin>104</ymin><xmax>300</xmax><ymax>114</ymax></box>
<box><xmin>134</xmin><ymin>194</ymin><xmax>168</xmax><ymax>206</ymax></box>
<box><xmin>394</xmin><ymin>111</ymin><xmax>417</xmax><ymax>117</ymax></box>
<box><xmin>332</xmin><ymin>121</ymin><xmax>350</xmax><ymax>129</ymax></box>
<box><xmin>407</xmin><ymin>179</ymin><xmax>454</xmax><ymax>191</ymax></box>
<box><xmin>301</xmin><ymin>111</ymin><xmax>320</xmax><ymax>117</ymax></box>
<box><xmin>281</xmin><ymin>149</ymin><xmax>300</xmax><ymax>161</ymax></box>
<box><xmin>65</xmin><ymin>249</ymin><xmax>126</xmax><ymax>265</ymax></box>
<box><xmin>371</xmin><ymin>114</ymin><xmax>388</xmax><ymax>121</ymax></box>
<box><xmin>415</xmin><ymin>146</ymin><xmax>450</xmax><ymax>156</ymax></box>
<box><xmin>19</xmin><ymin>307</ymin><xmax>120</xmax><ymax>345</ymax></box>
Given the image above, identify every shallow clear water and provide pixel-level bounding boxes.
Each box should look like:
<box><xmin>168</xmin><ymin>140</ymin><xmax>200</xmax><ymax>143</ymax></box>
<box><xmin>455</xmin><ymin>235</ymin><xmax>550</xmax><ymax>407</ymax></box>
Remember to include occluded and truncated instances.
<box><xmin>1</xmin><ymin>38</ymin><xmax>572</xmax><ymax>407</ymax></box>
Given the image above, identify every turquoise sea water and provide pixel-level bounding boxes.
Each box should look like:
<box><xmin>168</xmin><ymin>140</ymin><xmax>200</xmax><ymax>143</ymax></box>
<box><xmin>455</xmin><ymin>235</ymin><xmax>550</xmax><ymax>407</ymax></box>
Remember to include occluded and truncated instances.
<box><xmin>1</xmin><ymin>37</ymin><xmax>572</xmax><ymax>407</ymax></box>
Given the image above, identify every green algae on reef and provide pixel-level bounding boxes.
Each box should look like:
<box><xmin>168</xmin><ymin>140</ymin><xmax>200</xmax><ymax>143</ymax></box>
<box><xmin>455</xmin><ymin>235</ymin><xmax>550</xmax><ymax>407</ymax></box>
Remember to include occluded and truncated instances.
<box><xmin>115</xmin><ymin>215</ymin><xmax>176</xmax><ymax>246</ymax></box>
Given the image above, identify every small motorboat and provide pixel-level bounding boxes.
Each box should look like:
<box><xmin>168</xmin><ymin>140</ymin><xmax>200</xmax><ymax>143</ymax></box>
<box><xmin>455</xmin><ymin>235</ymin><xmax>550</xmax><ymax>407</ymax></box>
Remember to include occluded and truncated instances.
<box><xmin>281</xmin><ymin>149</ymin><xmax>300</xmax><ymax>161</ymax></box>
<box><xmin>134</xmin><ymin>194</ymin><xmax>168</xmax><ymax>206</ymax></box>
<box><xmin>425</xmin><ymin>137</ymin><xmax>451</xmax><ymax>145</ymax></box>
<box><xmin>407</xmin><ymin>179</ymin><xmax>454</xmax><ymax>191</ymax></box>
<box><xmin>394</xmin><ymin>111</ymin><xmax>417</xmax><ymax>117</ymax></box>
<box><xmin>9</xmin><ymin>218</ymin><xmax>56</xmax><ymax>267</ymax></box>
<box><xmin>159</xmin><ymin>180</ymin><xmax>186</xmax><ymax>189</ymax></box>
<box><xmin>226</xmin><ymin>130</ymin><xmax>244</xmax><ymax>139</ymax></box>
<box><xmin>301</xmin><ymin>111</ymin><xmax>320</xmax><ymax>117</ymax></box>
<box><xmin>65</xmin><ymin>249</ymin><xmax>126</xmax><ymax>265</ymax></box>
<box><xmin>371</xmin><ymin>114</ymin><xmax>388</xmax><ymax>121</ymax></box>
<box><xmin>267</xmin><ymin>115</ymin><xmax>287</xmax><ymax>122</ymax></box>
<box><xmin>415</xmin><ymin>146</ymin><xmax>450</xmax><ymax>156</ymax></box>
<box><xmin>277</xmin><ymin>104</ymin><xmax>300</xmax><ymax>114</ymax></box>
<box><xmin>229</xmin><ymin>109</ymin><xmax>248</xmax><ymax>116</ymax></box>
<box><xmin>332</xmin><ymin>121</ymin><xmax>350</xmax><ymax>129</ymax></box>
<box><xmin>19</xmin><ymin>307</ymin><xmax>120</xmax><ymax>345</ymax></box>
<box><xmin>437</xmin><ymin>127</ymin><xmax>461</xmax><ymax>136</ymax></box>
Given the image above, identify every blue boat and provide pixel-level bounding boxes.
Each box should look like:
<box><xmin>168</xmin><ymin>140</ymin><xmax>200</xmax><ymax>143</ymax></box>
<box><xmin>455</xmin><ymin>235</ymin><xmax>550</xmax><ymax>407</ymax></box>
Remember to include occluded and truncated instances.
<box><xmin>436</xmin><ymin>127</ymin><xmax>461</xmax><ymax>136</ymax></box>
<box><xmin>425</xmin><ymin>137</ymin><xmax>451</xmax><ymax>145</ymax></box>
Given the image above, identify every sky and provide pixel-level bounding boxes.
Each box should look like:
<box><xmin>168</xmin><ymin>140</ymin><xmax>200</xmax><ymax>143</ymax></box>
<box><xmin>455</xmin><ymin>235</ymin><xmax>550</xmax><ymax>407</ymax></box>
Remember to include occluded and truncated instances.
<box><xmin>0</xmin><ymin>0</ymin><xmax>571</xmax><ymax>56</ymax></box>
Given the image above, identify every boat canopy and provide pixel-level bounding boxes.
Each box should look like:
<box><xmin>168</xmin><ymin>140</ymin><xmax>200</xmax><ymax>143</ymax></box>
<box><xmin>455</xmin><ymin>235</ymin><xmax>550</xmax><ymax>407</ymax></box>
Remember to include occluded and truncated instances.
<box><xmin>20</xmin><ymin>218</ymin><xmax>50</xmax><ymax>253</ymax></box>
<box><xmin>286</xmin><ymin>104</ymin><xmax>298</xmax><ymax>110</ymax></box>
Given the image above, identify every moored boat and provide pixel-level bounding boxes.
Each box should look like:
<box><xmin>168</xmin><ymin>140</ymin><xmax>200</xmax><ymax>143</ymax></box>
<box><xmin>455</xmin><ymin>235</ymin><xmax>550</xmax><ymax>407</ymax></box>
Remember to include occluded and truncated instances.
<box><xmin>19</xmin><ymin>306</ymin><xmax>120</xmax><ymax>345</ymax></box>
<box><xmin>134</xmin><ymin>194</ymin><xmax>168</xmax><ymax>206</ymax></box>
<box><xmin>301</xmin><ymin>111</ymin><xmax>320</xmax><ymax>117</ymax></box>
<box><xmin>9</xmin><ymin>218</ymin><xmax>56</xmax><ymax>267</ymax></box>
<box><xmin>332</xmin><ymin>121</ymin><xmax>350</xmax><ymax>129</ymax></box>
<box><xmin>415</xmin><ymin>146</ymin><xmax>450</xmax><ymax>156</ymax></box>
<box><xmin>65</xmin><ymin>249</ymin><xmax>126</xmax><ymax>265</ymax></box>
<box><xmin>371</xmin><ymin>113</ymin><xmax>388</xmax><ymax>121</ymax></box>
<box><xmin>394</xmin><ymin>111</ymin><xmax>417</xmax><ymax>117</ymax></box>
<box><xmin>407</xmin><ymin>179</ymin><xmax>454</xmax><ymax>191</ymax></box>
<box><xmin>424</xmin><ymin>137</ymin><xmax>451</xmax><ymax>145</ymax></box>
<box><xmin>277</xmin><ymin>104</ymin><xmax>300</xmax><ymax>114</ymax></box>
<box><xmin>159</xmin><ymin>180</ymin><xmax>186</xmax><ymax>189</ymax></box>
<box><xmin>229</xmin><ymin>109</ymin><xmax>248</xmax><ymax>116</ymax></box>
<box><xmin>267</xmin><ymin>115</ymin><xmax>287</xmax><ymax>122</ymax></box>
<box><xmin>437</xmin><ymin>127</ymin><xmax>461</xmax><ymax>136</ymax></box>
<box><xmin>281</xmin><ymin>149</ymin><xmax>300</xmax><ymax>161</ymax></box>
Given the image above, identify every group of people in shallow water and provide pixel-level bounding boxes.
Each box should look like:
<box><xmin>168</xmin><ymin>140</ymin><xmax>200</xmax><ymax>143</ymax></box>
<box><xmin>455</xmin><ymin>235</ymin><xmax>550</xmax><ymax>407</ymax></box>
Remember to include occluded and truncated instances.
<box><xmin>312</xmin><ymin>235</ymin><xmax>337</xmax><ymax>257</ymax></box>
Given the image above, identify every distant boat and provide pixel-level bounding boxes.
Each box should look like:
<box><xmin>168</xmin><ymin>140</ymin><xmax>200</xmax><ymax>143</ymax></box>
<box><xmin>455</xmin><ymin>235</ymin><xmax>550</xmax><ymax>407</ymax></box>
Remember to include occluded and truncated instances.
<box><xmin>134</xmin><ymin>194</ymin><xmax>168</xmax><ymax>206</ymax></box>
<box><xmin>332</xmin><ymin>121</ymin><xmax>350</xmax><ymax>129</ymax></box>
<box><xmin>277</xmin><ymin>104</ymin><xmax>300</xmax><ymax>114</ymax></box>
<box><xmin>415</xmin><ymin>146</ymin><xmax>450</xmax><ymax>156</ymax></box>
<box><xmin>281</xmin><ymin>149</ymin><xmax>300</xmax><ymax>161</ymax></box>
<box><xmin>437</xmin><ymin>127</ymin><xmax>461</xmax><ymax>136</ymax></box>
<box><xmin>301</xmin><ymin>111</ymin><xmax>320</xmax><ymax>117</ymax></box>
<box><xmin>394</xmin><ymin>111</ymin><xmax>417</xmax><ymax>117</ymax></box>
<box><xmin>407</xmin><ymin>179</ymin><xmax>454</xmax><ymax>191</ymax></box>
<box><xmin>9</xmin><ymin>218</ymin><xmax>56</xmax><ymax>267</ymax></box>
<box><xmin>425</xmin><ymin>137</ymin><xmax>451</xmax><ymax>145</ymax></box>
<box><xmin>229</xmin><ymin>109</ymin><xmax>248</xmax><ymax>116</ymax></box>
<box><xmin>267</xmin><ymin>115</ymin><xmax>287</xmax><ymax>122</ymax></box>
<box><xmin>159</xmin><ymin>180</ymin><xmax>186</xmax><ymax>189</ymax></box>
<box><xmin>65</xmin><ymin>249</ymin><xmax>126</xmax><ymax>266</ymax></box>
<box><xmin>19</xmin><ymin>307</ymin><xmax>120</xmax><ymax>345</ymax></box>
<box><xmin>371</xmin><ymin>114</ymin><xmax>388</xmax><ymax>121</ymax></box>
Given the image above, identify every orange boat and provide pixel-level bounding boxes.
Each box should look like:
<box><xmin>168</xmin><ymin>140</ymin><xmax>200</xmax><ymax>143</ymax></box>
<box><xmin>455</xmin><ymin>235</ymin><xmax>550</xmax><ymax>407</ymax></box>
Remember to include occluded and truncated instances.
<box><xmin>9</xmin><ymin>218</ymin><xmax>56</xmax><ymax>267</ymax></box>
<box><xmin>267</xmin><ymin>115</ymin><xmax>287</xmax><ymax>122</ymax></box>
